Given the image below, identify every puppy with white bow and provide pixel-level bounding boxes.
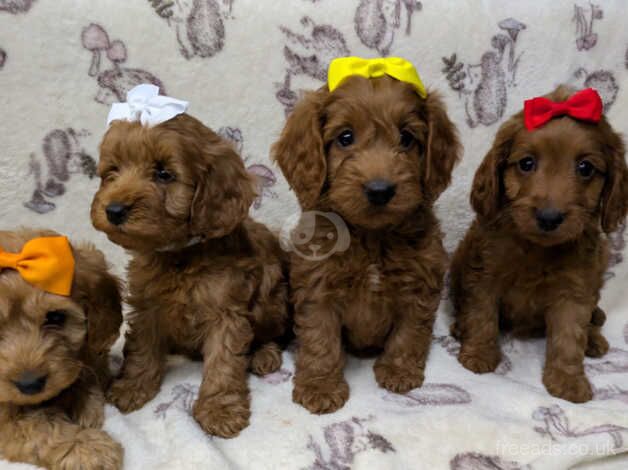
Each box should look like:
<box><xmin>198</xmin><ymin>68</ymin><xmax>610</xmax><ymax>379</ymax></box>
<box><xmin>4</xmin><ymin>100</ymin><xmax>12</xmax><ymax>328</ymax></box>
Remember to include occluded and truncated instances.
<box><xmin>91</xmin><ymin>85</ymin><xmax>290</xmax><ymax>438</ymax></box>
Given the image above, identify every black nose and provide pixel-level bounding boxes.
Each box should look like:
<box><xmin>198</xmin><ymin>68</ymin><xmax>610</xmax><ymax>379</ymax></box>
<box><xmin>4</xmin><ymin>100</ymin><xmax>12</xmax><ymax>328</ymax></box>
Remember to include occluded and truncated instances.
<box><xmin>536</xmin><ymin>208</ymin><xmax>565</xmax><ymax>232</ymax></box>
<box><xmin>13</xmin><ymin>372</ymin><xmax>47</xmax><ymax>395</ymax></box>
<box><xmin>364</xmin><ymin>179</ymin><xmax>396</xmax><ymax>206</ymax></box>
<box><xmin>105</xmin><ymin>202</ymin><xmax>130</xmax><ymax>225</ymax></box>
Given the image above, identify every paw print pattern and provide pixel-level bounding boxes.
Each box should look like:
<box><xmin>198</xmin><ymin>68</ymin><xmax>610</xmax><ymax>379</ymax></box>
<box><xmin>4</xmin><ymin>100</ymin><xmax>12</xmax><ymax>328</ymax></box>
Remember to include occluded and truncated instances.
<box><xmin>24</xmin><ymin>128</ymin><xmax>96</xmax><ymax>214</ymax></box>
<box><xmin>81</xmin><ymin>23</ymin><xmax>165</xmax><ymax>104</ymax></box>
<box><xmin>442</xmin><ymin>18</ymin><xmax>526</xmax><ymax>128</ymax></box>
<box><xmin>354</xmin><ymin>0</ymin><xmax>422</xmax><ymax>56</ymax></box>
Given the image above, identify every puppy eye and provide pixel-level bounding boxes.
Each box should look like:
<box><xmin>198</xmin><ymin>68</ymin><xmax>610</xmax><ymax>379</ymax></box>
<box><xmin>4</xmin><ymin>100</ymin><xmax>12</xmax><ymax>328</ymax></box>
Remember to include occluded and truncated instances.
<box><xmin>336</xmin><ymin>130</ymin><xmax>354</xmax><ymax>148</ymax></box>
<box><xmin>400</xmin><ymin>130</ymin><xmax>415</xmax><ymax>150</ymax></box>
<box><xmin>576</xmin><ymin>160</ymin><xmax>595</xmax><ymax>179</ymax></box>
<box><xmin>43</xmin><ymin>310</ymin><xmax>66</xmax><ymax>329</ymax></box>
<box><xmin>518</xmin><ymin>156</ymin><xmax>536</xmax><ymax>173</ymax></box>
<box><xmin>154</xmin><ymin>164</ymin><xmax>175</xmax><ymax>183</ymax></box>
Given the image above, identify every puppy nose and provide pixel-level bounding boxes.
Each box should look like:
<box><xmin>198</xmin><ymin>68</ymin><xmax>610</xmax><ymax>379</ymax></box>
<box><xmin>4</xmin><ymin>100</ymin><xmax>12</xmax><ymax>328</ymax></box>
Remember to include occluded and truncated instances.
<box><xmin>105</xmin><ymin>202</ymin><xmax>130</xmax><ymax>225</ymax></box>
<box><xmin>536</xmin><ymin>208</ymin><xmax>565</xmax><ymax>232</ymax></box>
<box><xmin>364</xmin><ymin>179</ymin><xmax>396</xmax><ymax>206</ymax></box>
<box><xmin>13</xmin><ymin>372</ymin><xmax>47</xmax><ymax>395</ymax></box>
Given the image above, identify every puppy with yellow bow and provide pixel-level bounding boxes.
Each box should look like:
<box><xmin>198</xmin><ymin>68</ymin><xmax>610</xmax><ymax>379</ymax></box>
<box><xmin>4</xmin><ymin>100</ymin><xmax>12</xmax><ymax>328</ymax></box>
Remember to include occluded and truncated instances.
<box><xmin>273</xmin><ymin>57</ymin><xmax>461</xmax><ymax>414</ymax></box>
<box><xmin>0</xmin><ymin>229</ymin><xmax>123</xmax><ymax>469</ymax></box>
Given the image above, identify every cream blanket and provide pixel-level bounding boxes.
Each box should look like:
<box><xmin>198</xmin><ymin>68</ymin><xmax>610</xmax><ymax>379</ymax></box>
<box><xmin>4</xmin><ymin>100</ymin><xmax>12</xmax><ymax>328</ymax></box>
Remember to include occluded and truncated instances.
<box><xmin>1</xmin><ymin>0</ymin><xmax>627</xmax><ymax>468</ymax></box>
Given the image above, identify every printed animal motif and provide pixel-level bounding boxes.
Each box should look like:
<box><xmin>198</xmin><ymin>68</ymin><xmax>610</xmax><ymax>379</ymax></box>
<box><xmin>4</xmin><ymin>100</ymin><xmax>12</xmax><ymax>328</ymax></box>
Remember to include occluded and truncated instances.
<box><xmin>0</xmin><ymin>0</ymin><xmax>34</xmax><ymax>13</ymax></box>
<box><xmin>569</xmin><ymin>68</ymin><xmax>618</xmax><ymax>111</ymax></box>
<box><xmin>217</xmin><ymin>126</ymin><xmax>278</xmax><ymax>209</ymax></box>
<box><xmin>148</xmin><ymin>0</ymin><xmax>234</xmax><ymax>59</ymax></box>
<box><xmin>593</xmin><ymin>384</ymin><xmax>628</xmax><ymax>404</ymax></box>
<box><xmin>584</xmin><ymin>347</ymin><xmax>628</xmax><ymax>375</ymax></box>
<box><xmin>304</xmin><ymin>416</ymin><xmax>394</xmax><ymax>470</ymax></box>
<box><xmin>533</xmin><ymin>405</ymin><xmax>628</xmax><ymax>449</ymax></box>
<box><xmin>24</xmin><ymin>128</ymin><xmax>96</xmax><ymax>214</ymax></box>
<box><xmin>433</xmin><ymin>335</ymin><xmax>513</xmax><ymax>375</ymax></box>
<box><xmin>354</xmin><ymin>0</ymin><xmax>422</xmax><ymax>56</ymax></box>
<box><xmin>442</xmin><ymin>18</ymin><xmax>526</xmax><ymax>128</ymax></box>
<box><xmin>381</xmin><ymin>383</ymin><xmax>471</xmax><ymax>407</ymax></box>
<box><xmin>450</xmin><ymin>452</ymin><xmax>530</xmax><ymax>470</ymax></box>
<box><xmin>261</xmin><ymin>368</ymin><xmax>293</xmax><ymax>385</ymax></box>
<box><xmin>276</xmin><ymin>16</ymin><xmax>350</xmax><ymax>114</ymax></box>
<box><xmin>605</xmin><ymin>221</ymin><xmax>626</xmax><ymax>279</ymax></box>
<box><xmin>154</xmin><ymin>383</ymin><xmax>198</xmax><ymax>419</ymax></box>
<box><xmin>573</xmin><ymin>2</ymin><xmax>603</xmax><ymax>51</ymax></box>
<box><xmin>0</xmin><ymin>47</ymin><xmax>5</xmax><ymax>69</ymax></box>
<box><xmin>81</xmin><ymin>23</ymin><xmax>165</xmax><ymax>104</ymax></box>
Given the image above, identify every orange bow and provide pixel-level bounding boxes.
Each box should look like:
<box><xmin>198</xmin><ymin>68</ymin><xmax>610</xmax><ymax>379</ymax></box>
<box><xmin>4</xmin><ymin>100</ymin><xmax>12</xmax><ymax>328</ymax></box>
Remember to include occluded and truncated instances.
<box><xmin>0</xmin><ymin>236</ymin><xmax>75</xmax><ymax>296</ymax></box>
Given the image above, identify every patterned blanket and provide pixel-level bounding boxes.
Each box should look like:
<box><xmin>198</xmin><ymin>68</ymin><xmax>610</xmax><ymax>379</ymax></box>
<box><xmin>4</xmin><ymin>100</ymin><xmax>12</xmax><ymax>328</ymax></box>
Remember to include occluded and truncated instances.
<box><xmin>1</xmin><ymin>0</ymin><xmax>627</xmax><ymax>468</ymax></box>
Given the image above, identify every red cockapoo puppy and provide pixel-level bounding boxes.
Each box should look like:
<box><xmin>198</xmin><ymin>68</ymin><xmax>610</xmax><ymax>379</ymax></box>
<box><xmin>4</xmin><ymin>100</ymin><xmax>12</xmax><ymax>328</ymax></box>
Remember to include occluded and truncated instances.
<box><xmin>450</xmin><ymin>86</ymin><xmax>628</xmax><ymax>402</ymax></box>
<box><xmin>0</xmin><ymin>229</ymin><xmax>123</xmax><ymax>469</ymax></box>
<box><xmin>91</xmin><ymin>85</ymin><xmax>289</xmax><ymax>437</ymax></box>
<box><xmin>272</xmin><ymin>57</ymin><xmax>461</xmax><ymax>414</ymax></box>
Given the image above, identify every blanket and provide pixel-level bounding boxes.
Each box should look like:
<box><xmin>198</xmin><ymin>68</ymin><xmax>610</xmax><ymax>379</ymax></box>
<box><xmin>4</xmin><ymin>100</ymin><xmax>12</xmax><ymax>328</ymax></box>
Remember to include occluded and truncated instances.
<box><xmin>1</xmin><ymin>0</ymin><xmax>627</xmax><ymax>468</ymax></box>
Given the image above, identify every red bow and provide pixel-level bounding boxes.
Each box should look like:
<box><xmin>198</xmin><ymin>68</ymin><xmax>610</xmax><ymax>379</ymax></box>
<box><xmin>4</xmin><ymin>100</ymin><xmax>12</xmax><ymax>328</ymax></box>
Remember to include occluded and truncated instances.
<box><xmin>524</xmin><ymin>88</ymin><xmax>603</xmax><ymax>130</ymax></box>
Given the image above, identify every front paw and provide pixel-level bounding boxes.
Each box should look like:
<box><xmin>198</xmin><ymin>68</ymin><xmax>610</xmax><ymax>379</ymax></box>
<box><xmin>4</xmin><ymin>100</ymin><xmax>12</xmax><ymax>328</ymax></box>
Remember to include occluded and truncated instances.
<box><xmin>107</xmin><ymin>376</ymin><xmax>160</xmax><ymax>413</ymax></box>
<box><xmin>586</xmin><ymin>331</ymin><xmax>609</xmax><ymax>358</ymax></box>
<box><xmin>543</xmin><ymin>367</ymin><xmax>592</xmax><ymax>403</ymax></box>
<box><xmin>458</xmin><ymin>344</ymin><xmax>501</xmax><ymax>373</ymax></box>
<box><xmin>250</xmin><ymin>342</ymin><xmax>282</xmax><ymax>376</ymax></box>
<box><xmin>374</xmin><ymin>360</ymin><xmax>424</xmax><ymax>394</ymax></box>
<box><xmin>53</xmin><ymin>428</ymin><xmax>123</xmax><ymax>470</ymax></box>
<box><xmin>293</xmin><ymin>379</ymin><xmax>349</xmax><ymax>414</ymax></box>
<box><xmin>193</xmin><ymin>394</ymin><xmax>251</xmax><ymax>438</ymax></box>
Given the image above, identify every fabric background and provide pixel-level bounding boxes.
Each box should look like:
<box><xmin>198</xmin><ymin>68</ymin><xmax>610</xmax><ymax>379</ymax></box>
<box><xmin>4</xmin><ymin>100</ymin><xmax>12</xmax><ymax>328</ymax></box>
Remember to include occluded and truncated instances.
<box><xmin>1</xmin><ymin>0</ymin><xmax>628</xmax><ymax>469</ymax></box>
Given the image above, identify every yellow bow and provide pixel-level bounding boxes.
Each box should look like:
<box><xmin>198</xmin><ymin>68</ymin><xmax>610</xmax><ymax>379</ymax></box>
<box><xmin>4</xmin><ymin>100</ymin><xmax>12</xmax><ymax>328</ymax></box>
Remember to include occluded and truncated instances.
<box><xmin>0</xmin><ymin>236</ymin><xmax>75</xmax><ymax>296</ymax></box>
<box><xmin>328</xmin><ymin>56</ymin><xmax>427</xmax><ymax>98</ymax></box>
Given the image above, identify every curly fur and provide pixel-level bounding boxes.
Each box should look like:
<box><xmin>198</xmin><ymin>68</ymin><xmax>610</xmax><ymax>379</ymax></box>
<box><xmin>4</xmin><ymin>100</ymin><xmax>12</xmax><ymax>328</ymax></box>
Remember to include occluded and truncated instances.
<box><xmin>450</xmin><ymin>85</ymin><xmax>628</xmax><ymax>403</ymax></box>
<box><xmin>0</xmin><ymin>229</ymin><xmax>123</xmax><ymax>469</ymax></box>
<box><xmin>272</xmin><ymin>75</ymin><xmax>461</xmax><ymax>414</ymax></box>
<box><xmin>91</xmin><ymin>114</ymin><xmax>289</xmax><ymax>438</ymax></box>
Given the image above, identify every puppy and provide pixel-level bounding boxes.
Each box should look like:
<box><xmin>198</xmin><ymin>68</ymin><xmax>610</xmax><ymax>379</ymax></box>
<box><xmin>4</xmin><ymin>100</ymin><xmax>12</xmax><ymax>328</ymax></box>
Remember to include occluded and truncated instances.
<box><xmin>0</xmin><ymin>229</ymin><xmax>123</xmax><ymax>469</ymax></box>
<box><xmin>272</xmin><ymin>69</ymin><xmax>461</xmax><ymax>413</ymax></box>
<box><xmin>450</xmin><ymin>85</ymin><xmax>628</xmax><ymax>403</ymax></box>
<box><xmin>91</xmin><ymin>114</ymin><xmax>289</xmax><ymax>437</ymax></box>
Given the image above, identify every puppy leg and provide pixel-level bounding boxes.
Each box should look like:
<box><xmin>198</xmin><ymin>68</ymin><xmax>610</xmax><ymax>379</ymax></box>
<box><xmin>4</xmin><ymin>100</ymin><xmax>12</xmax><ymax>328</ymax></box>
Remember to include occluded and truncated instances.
<box><xmin>193</xmin><ymin>312</ymin><xmax>253</xmax><ymax>438</ymax></box>
<box><xmin>107</xmin><ymin>310</ymin><xmax>166</xmax><ymax>412</ymax></box>
<box><xmin>0</xmin><ymin>409</ymin><xmax>123</xmax><ymax>470</ymax></box>
<box><xmin>374</xmin><ymin>294</ymin><xmax>438</xmax><ymax>394</ymax></box>
<box><xmin>454</xmin><ymin>290</ymin><xmax>502</xmax><ymax>374</ymax></box>
<box><xmin>543</xmin><ymin>303</ymin><xmax>592</xmax><ymax>403</ymax></box>
<box><xmin>250</xmin><ymin>341</ymin><xmax>282</xmax><ymax>376</ymax></box>
<box><xmin>293</xmin><ymin>301</ymin><xmax>348</xmax><ymax>414</ymax></box>
<box><xmin>586</xmin><ymin>306</ymin><xmax>609</xmax><ymax>358</ymax></box>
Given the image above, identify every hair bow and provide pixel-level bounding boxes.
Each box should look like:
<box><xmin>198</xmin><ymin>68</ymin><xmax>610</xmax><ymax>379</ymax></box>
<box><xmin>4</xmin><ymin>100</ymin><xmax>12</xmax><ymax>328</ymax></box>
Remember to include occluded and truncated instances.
<box><xmin>0</xmin><ymin>237</ymin><xmax>75</xmax><ymax>296</ymax></box>
<box><xmin>328</xmin><ymin>56</ymin><xmax>426</xmax><ymax>98</ymax></box>
<box><xmin>524</xmin><ymin>88</ymin><xmax>603</xmax><ymax>131</ymax></box>
<box><xmin>106</xmin><ymin>84</ymin><xmax>189</xmax><ymax>127</ymax></box>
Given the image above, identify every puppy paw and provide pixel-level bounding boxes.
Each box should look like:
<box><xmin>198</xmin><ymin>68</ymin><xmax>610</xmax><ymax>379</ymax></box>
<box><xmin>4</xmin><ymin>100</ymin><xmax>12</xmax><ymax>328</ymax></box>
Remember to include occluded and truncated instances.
<box><xmin>586</xmin><ymin>331</ymin><xmax>609</xmax><ymax>358</ymax></box>
<box><xmin>53</xmin><ymin>429</ymin><xmax>123</xmax><ymax>470</ymax></box>
<box><xmin>293</xmin><ymin>379</ymin><xmax>349</xmax><ymax>414</ymax></box>
<box><xmin>250</xmin><ymin>342</ymin><xmax>282</xmax><ymax>376</ymax></box>
<box><xmin>75</xmin><ymin>402</ymin><xmax>105</xmax><ymax>429</ymax></box>
<box><xmin>458</xmin><ymin>345</ymin><xmax>501</xmax><ymax>374</ymax></box>
<box><xmin>543</xmin><ymin>368</ymin><xmax>592</xmax><ymax>403</ymax></box>
<box><xmin>106</xmin><ymin>376</ymin><xmax>159</xmax><ymax>413</ymax></box>
<box><xmin>374</xmin><ymin>360</ymin><xmax>424</xmax><ymax>394</ymax></box>
<box><xmin>193</xmin><ymin>395</ymin><xmax>250</xmax><ymax>438</ymax></box>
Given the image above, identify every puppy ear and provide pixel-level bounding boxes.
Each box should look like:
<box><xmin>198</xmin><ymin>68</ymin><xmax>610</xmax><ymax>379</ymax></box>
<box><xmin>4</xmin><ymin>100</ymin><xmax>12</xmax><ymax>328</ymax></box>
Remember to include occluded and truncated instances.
<box><xmin>272</xmin><ymin>88</ymin><xmax>327</xmax><ymax>210</ymax></box>
<box><xmin>422</xmin><ymin>91</ymin><xmax>462</xmax><ymax>202</ymax></box>
<box><xmin>470</xmin><ymin>115</ymin><xmax>522</xmax><ymax>220</ymax></box>
<box><xmin>71</xmin><ymin>244</ymin><xmax>122</xmax><ymax>383</ymax></box>
<box><xmin>190</xmin><ymin>134</ymin><xmax>257</xmax><ymax>238</ymax></box>
<box><xmin>600</xmin><ymin>123</ymin><xmax>628</xmax><ymax>233</ymax></box>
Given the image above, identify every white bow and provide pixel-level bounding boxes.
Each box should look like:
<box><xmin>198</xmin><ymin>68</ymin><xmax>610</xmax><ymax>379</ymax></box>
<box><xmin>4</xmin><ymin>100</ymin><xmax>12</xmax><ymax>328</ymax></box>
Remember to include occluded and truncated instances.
<box><xmin>106</xmin><ymin>84</ymin><xmax>189</xmax><ymax>127</ymax></box>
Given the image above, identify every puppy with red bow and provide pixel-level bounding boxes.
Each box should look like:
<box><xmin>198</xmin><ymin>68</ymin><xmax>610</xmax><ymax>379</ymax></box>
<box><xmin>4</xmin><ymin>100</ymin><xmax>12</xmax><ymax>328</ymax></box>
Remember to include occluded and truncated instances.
<box><xmin>450</xmin><ymin>86</ymin><xmax>628</xmax><ymax>402</ymax></box>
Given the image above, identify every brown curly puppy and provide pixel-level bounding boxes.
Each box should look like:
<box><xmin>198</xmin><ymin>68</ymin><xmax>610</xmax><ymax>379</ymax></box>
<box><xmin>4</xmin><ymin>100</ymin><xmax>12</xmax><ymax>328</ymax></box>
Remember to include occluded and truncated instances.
<box><xmin>0</xmin><ymin>229</ymin><xmax>123</xmax><ymax>469</ymax></box>
<box><xmin>91</xmin><ymin>114</ymin><xmax>289</xmax><ymax>438</ymax></box>
<box><xmin>450</xmin><ymin>85</ymin><xmax>628</xmax><ymax>403</ymax></box>
<box><xmin>272</xmin><ymin>75</ymin><xmax>461</xmax><ymax>414</ymax></box>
